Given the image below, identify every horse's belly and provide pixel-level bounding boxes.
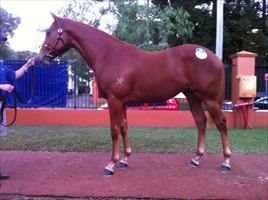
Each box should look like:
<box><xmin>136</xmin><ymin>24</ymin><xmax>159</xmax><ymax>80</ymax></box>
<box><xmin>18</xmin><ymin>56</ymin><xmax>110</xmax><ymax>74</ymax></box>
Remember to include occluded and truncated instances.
<box><xmin>125</xmin><ymin>83</ymin><xmax>182</xmax><ymax>103</ymax></box>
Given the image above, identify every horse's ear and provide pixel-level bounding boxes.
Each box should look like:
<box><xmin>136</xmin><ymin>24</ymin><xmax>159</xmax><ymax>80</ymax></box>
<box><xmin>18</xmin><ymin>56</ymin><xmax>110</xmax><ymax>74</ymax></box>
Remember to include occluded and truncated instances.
<box><xmin>51</xmin><ymin>12</ymin><xmax>61</xmax><ymax>23</ymax></box>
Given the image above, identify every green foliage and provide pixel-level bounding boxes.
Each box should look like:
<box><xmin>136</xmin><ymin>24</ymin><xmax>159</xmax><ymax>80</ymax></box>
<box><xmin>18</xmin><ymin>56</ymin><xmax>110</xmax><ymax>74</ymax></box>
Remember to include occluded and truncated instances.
<box><xmin>0</xmin><ymin>45</ymin><xmax>17</xmax><ymax>60</ymax></box>
<box><xmin>223</xmin><ymin>0</ymin><xmax>268</xmax><ymax>58</ymax></box>
<box><xmin>0</xmin><ymin>6</ymin><xmax>21</xmax><ymax>37</ymax></box>
<box><xmin>163</xmin><ymin>0</ymin><xmax>268</xmax><ymax>59</ymax></box>
<box><xmin>58</xmin><ymin>0</ymin><xmax>108</xmax><ymax>27</ymax></box>
<box><xmin>58</xmin><ymin>0</ymin><xmax>193</xmax><ymax>52</ymax></box>
<box><xmin>16</xmin><ymin>51</ymin><xmax>37</xmax><ymax>60</ymax></box>
<box><xmin>0</xmin><ymin>6</ymin><xmax>21</xmax><ymax>60</ymax></box>
<box><xmin>111</xmin><ymin>0</ymin><xmax>194</xmax><ymax>50</ymax></box>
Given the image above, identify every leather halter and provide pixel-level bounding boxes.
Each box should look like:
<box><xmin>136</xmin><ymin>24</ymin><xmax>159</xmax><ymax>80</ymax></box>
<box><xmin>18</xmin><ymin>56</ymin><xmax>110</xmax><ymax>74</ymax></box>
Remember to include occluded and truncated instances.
<box><xmin>42</xmin><ymin>19</ymin><xmax>66</xmax><ymax>60</ymax></box>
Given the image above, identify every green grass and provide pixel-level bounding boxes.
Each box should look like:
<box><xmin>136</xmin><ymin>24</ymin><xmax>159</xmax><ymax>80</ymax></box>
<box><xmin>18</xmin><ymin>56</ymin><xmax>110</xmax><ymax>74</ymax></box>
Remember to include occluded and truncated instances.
<box><xmin>0</xmin><ymin>125</ymin><xmax>267</xmax><ymax>155</ymax></box>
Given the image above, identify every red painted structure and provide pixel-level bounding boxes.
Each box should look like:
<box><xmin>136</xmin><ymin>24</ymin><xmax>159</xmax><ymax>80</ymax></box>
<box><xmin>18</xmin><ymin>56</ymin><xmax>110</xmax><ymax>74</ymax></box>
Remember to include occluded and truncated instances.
<box><xmin>6</xmin><ymin>108</ymin><xmax>267</xmax><ymax>128</ymax></box>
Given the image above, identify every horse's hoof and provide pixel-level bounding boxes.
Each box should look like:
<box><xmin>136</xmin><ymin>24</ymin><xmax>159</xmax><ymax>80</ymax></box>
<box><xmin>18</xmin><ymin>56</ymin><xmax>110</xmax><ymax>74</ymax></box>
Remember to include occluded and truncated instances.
<box><xmin>219</xmin><ymin>163</ymin><xmax>231</xmax><ymax>173</ymax></box>
<box><xmin>188</xmin><ymin>159</ymin><xmax>200</xmax><ymax>167</ymax></box>
<box><xmin>118</xmin><ymin>161</ymin><xmax>128</xmax><ymax>169</ymax></box>
<box><xmin>102</xmin><ymin>168</ymin><xmax>114</xmax><ymax>177</ymax></box>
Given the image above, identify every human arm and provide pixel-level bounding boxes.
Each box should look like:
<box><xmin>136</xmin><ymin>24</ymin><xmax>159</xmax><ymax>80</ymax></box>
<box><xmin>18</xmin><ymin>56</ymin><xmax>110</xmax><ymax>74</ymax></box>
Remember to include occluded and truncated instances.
<box><xmin>15</xmin><ymin>58</ymin><xmax>35</xmax><ymax>79</ymax></box>
<box><xmin>0</xmin><ymin>84</ymin><xmax>14</xmax><ymax>93</ymax></box>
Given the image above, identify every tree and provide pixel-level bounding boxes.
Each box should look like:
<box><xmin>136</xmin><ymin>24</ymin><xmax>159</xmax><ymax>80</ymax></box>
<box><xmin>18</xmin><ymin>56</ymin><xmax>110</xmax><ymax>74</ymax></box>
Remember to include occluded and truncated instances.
<box><xmin>16</xmin><ymin>51</ymin><xmax>37</xmax><ymax>60</ymax></box>
<box><xmin>0</xmin><ymin>6</ymin><xmax>21</xmax><ymax>60</ymax></box>
<box><xmin>223</xmin><ymin>0</ymin><xmax>268</xmax><ymax>58</ymax></box>
<box><xmin>152</xmin><ymin>0</ymin><xmax>268</xmax><ymax>59</ymax></box>
<box><xmin>110</xmin><ymin>0</ymin><xmax>193</xmax><ymax>50</ymax></box>
<box><xmin>58</xmin><ymin>0</ymin><xmax>193</xmax><ymax>51</ymax></box>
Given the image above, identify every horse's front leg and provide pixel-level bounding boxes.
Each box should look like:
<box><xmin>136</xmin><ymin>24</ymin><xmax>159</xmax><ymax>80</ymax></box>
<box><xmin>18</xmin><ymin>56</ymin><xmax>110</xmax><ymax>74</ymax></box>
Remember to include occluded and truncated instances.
<box><xmin>103</xmin><ymin>96</ymin><xmax>125</xmax><ymax>176</ymax></box>
<box><xmin>118</xmin><ymin>107</ymin><xmax>132</xmax><ymax>169</ymax></box>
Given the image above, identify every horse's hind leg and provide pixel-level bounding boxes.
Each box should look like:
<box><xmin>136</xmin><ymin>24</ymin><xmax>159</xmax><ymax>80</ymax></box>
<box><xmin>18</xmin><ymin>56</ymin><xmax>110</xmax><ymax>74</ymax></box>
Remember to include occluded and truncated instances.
<box><xmin>185</xmin><ymin>93</ymin><xmax>207</xmax><ymax>167</ymax></box>
<box><xmin>204</xmin><ymin>98</ymin><xmax>232</xmax><ymax>172</ymax></box>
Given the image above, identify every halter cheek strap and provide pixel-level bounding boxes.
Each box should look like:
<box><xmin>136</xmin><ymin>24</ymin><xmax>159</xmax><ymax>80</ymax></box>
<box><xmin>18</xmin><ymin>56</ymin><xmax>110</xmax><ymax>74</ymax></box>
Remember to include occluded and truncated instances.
<box><xmin>43</xmin><ymin>19</ymin><xmax>66</xmax><ymax>59</ymax></box>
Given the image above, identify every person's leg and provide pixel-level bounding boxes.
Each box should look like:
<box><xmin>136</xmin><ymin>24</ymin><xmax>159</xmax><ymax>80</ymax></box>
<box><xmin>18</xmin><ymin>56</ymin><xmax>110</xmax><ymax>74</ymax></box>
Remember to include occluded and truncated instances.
<box><xmin>0</xmin><ymin>101</ymin><xmax>8</xmax><ymax>136</ymax></box>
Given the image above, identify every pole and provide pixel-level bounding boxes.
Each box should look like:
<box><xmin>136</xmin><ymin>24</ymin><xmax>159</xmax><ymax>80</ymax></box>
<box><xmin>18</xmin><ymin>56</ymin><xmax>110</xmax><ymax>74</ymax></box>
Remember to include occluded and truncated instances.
<box><xmin>216</xmin><ymin>0</ymin><xmax>224</xmax><ymax>59</ymax></box>
<box><xmin>265</xmin><ymin>73</ymin><xmax>268</xmax><ymax>92</ymax></box>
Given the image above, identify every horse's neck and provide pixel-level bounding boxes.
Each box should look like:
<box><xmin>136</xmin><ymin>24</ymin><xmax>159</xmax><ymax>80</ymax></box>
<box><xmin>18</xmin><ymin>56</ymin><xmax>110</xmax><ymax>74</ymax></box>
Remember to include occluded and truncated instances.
<box><xmin>66</xmin><ymin>20</ymin><xmax>123</xmax><ymax>71</ymax></box>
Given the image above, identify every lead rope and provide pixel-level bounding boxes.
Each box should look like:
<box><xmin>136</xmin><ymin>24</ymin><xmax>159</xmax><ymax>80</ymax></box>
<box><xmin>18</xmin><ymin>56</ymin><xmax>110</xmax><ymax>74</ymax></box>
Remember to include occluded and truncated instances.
<box><xmin>0</xmin><ymin>65</ymin><xmax>35</xmax><ymax>127</ymax></box>
<box><xmin>0</xmin><ymin>91</ymin><xmax>17</xmax><ymax>127</ymax></box>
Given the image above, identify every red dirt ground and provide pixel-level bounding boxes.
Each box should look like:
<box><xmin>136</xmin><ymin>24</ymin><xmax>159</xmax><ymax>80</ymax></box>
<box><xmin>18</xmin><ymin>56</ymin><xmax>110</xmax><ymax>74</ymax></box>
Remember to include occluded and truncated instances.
<box><xmin>0</xmin><ymin>151</ymin><xmax>267</xmax><ymax>199</ymax></box>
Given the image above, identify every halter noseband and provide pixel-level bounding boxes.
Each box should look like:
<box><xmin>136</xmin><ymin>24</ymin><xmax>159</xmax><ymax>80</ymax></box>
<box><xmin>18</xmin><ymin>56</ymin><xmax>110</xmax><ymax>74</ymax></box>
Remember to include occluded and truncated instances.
<box><xmin>42</xmin><ymin>19</ymin><xmax>66</xmax><ymax>59</ymax></box>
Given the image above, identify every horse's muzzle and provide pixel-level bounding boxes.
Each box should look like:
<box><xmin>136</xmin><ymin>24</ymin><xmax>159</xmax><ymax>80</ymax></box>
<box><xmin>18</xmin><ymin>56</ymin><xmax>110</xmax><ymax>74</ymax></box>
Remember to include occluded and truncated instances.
<box><xmin>35</xmin><ymin>55</ymin><xmax>51</xmax><ymax>65</ymax></box>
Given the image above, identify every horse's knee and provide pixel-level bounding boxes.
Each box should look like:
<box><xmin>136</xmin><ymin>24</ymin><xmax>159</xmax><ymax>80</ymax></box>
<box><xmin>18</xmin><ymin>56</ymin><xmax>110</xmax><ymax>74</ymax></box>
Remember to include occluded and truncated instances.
<box><xmin>120</xmin><ymin>126</ymin><xmax>128</xmax><ymax>137</ymax></box>
<box><xmin>219</xmin><ymin>116</ymin><xmax>227</xmax><ymax>132</ymax></box>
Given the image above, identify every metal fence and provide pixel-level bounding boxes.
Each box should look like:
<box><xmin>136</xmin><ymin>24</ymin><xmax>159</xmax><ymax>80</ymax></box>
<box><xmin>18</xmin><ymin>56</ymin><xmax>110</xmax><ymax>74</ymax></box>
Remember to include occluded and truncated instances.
<box><xmin>4</xmin><ymin>60</ymin><xmax>69</xmax><ymax>108</ymax></box>
<box><xmin>224</xmin><ymin>59</ymin><xmax>232</xmax><ymax>100</ymax></box>
<box><xmin>3</xmin><ymin>59</ymin><xmax>268</xmax><ymax>110</ymax></box>
<box><xmin>255</xmin><ymin>59</ymin><xmax>268</xmax><ymax>97</ymax></box>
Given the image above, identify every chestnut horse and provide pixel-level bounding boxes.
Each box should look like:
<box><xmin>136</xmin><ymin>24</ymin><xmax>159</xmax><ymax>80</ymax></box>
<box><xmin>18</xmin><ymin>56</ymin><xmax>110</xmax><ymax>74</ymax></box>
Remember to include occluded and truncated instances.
<box><xmin>37</xmin><ymin>14</ymin><xmax>231</xmax><ymax>176</ymax></box>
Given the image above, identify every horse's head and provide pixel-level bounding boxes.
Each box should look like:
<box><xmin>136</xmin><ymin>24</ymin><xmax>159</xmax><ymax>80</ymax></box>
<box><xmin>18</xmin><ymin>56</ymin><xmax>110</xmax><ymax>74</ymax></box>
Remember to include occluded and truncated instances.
<box><xmin>37</xmin><ymin>13</ymin><xmax>71</xmax><ymax>64</ymax></box>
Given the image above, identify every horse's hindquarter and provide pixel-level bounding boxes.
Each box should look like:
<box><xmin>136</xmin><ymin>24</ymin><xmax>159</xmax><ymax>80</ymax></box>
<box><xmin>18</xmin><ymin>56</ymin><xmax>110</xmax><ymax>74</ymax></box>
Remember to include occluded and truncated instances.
<box><xmin>171</xmin><ymin>44</ymin><xmax>225</xmax><ymax>98</ymax></box>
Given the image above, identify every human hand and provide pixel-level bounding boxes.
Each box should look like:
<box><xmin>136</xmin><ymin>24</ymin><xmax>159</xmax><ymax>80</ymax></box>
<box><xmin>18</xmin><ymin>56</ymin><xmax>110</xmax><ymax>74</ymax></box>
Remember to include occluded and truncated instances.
<box><xmin>24</xmin><ymin>58</ymin><xmax>36</xmax><ymax>69</ymax></box>
<box><xmin>0</xmin><ymin>84</ymin><xmax>15</xmax><ymax>92</ymax></box>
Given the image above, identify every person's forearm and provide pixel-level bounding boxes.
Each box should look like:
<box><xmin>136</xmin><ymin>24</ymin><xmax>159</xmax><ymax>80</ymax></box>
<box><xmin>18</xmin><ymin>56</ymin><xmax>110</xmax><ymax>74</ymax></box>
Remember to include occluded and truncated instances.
<box><xmin>15</xmin><ymin>58</ymin><xmax>35</xmax><ymax>79</ymax></box>
<box><xmin>15</xmin><ymin>64</ymin><xmax>29</xmax><ymax>79</ymax></box>
<box><xmin>0</xmin><ymin>84</ymin><xmax>14</xmax><ymax>92</ymax></box>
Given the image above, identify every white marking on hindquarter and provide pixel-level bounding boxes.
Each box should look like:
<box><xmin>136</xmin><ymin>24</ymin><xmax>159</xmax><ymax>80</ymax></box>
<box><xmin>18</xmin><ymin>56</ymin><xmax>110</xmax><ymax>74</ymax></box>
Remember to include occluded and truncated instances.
<box><xmin>195</xmin><ymin>48</ymin><xmax>208</xmax><ymax>59</ymax></box>
<box><xmin>116</xmin><ymin>77</ymin><xmax>124</xmax><ymax>86</ymax></box>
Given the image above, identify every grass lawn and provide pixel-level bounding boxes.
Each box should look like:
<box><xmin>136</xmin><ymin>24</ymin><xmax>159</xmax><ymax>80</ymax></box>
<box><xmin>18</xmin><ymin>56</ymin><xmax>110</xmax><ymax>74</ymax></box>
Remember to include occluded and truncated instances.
<box><xmin>0</xmin><ymin>125</ymin><xmax>267</xmax><ymax>155</ymax></box>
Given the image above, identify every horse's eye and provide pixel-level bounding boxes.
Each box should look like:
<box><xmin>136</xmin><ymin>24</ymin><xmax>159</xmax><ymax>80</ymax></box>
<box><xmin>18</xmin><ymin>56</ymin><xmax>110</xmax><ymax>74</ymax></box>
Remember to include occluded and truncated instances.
<box><xmin>46</xmin><ymin>31</ymin><xmax>51</xmax><ymax>37</ymax></box>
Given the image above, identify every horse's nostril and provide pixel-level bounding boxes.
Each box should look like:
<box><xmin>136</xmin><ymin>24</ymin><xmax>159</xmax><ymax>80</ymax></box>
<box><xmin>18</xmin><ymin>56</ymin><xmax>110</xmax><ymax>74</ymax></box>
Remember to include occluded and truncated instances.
<box><xmin>34</xmin><ymin>56</ymin><xmax>43</xmax><ymax>64</ymax></box>
<box><xmin>34</xmin><ymin>56</ymin><xmax>40</xmax><ymax>62</ymax></box>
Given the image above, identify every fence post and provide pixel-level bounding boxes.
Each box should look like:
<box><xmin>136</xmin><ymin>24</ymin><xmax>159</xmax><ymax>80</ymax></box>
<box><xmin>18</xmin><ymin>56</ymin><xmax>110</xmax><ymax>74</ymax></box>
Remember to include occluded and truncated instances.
<box><xmin>230</xmin><ymin>51</ymin><xmax>257</xmax><ymax>128</ymax></box>
<box><xmin>73</xmin><ymin>61</ymin><xmax>77</xmax><ymax>109</ymax></box>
